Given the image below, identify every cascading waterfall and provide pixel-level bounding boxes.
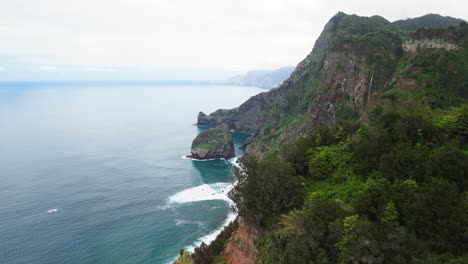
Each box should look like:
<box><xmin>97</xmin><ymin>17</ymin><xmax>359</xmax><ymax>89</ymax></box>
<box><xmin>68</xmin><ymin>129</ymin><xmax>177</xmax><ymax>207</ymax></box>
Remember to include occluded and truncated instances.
<box><xmin>367</xmin><ymin>66</ymin><xmax>375</xmax><ymax>104</ymax></box>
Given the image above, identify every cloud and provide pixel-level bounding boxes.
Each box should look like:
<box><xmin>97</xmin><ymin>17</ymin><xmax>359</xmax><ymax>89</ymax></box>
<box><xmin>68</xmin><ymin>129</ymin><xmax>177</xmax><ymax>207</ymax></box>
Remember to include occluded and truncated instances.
<box><xmin>0</xmin><ymin>0</ymin><xmax>466</xmax><ymax>80</ymax></box>
<box><xmin>0</xmin><ymin>67</ymin><xmax>5</xmax><ymax>72</ymax></box>
<box><xmin>82</xmin><ymin>67</ymin><xmax>114</xmax><ymax>72</ymax></box>
<box><xmin>39</xmin><ymin>65</ymin><xmax>57</xmax><ymax>71</ymax></box>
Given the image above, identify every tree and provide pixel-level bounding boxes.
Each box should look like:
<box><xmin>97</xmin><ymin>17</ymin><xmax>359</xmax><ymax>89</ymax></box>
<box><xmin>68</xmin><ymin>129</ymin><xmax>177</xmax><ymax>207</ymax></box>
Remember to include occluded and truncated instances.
<box><xmin>233</xmin><ymin>157</ymin><xmax>303</xmax><ymax>226</ymax></box>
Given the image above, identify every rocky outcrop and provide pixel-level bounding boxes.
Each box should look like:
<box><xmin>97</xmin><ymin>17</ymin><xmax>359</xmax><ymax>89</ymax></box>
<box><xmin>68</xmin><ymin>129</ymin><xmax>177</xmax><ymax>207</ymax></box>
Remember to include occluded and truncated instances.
<box><xmin>196</xmin><ymin>111</ymin><xmax>218</xmax><ymax>127</ymax></box>
<box><xmin>196</xmin><ymin>85</ymin><xmax>285</xmax><ymax>134</ymax></box>
<box><xmin>402</xmin><ymin>38</ymin><xmax>460</xmax><ymax>52</ymax></box>
<box><xmin>223</xmin><ymin>218</ymin><xmax>260</xmax><ymax>264</ymax></box>
<box><xmin>190</xmin><ymin>124</ymin><xmax>235</xmax><ymax>160</ymax></box>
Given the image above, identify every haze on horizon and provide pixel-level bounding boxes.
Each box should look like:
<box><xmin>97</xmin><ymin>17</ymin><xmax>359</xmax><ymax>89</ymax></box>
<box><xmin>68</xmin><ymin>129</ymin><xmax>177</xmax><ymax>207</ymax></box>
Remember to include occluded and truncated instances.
<box><xmin>0</xmin><ymin>0</ymin><xmax>466</xmax><ymax>81</ymax></box>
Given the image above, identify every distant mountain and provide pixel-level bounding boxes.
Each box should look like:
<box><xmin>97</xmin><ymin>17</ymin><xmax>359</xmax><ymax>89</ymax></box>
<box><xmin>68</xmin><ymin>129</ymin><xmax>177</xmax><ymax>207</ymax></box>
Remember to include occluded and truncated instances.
<box><xmin>224</xmin><ymin>66</ymin><xmax>295</xmax><ymax>89</ymax></box>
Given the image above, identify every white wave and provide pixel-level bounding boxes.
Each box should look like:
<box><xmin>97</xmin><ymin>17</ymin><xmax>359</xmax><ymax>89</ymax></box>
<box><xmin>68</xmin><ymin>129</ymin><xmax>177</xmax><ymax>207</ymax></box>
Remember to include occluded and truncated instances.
<box><xmin>166</xmin><ymin>182</ymin><xmax>238</xmax><ymax>253</ymax></box>
<box><xmin>47</xmin><ymin>208</ymin><xmax>59</xmax><ymax>213</ymax></box>
<box><xmin>185</xmin><ymin>210</ymin><xmax>237</xmax><ymax>252</ymax></box>
<box><xmin>157</xmin><ymin>204</ymin><xmax>174</xmax><ymax>211</ymax></box>
<box><xmin>175</xmin><ymin>219</ymin><xmax>186</xmax><ymax>226</ymax></box>
<box><xmin>227</xmin><ymin>157</ymin><xmax>242</xmax><ymax>169</ymax></box>
<box><xmin>180</xmin><ymin>155</ymin><xmax>227</xmax><ymax>162</ymax></box>
<box><xmin>166</xmin><ymin>155</ymin><xmax>243</xmax><ymax>260</ymax></box>
<box><xmin>168</xmin><ymin>183</ymin><xmax>233</xmax><ymax>204</ymax></box>
<box><xmin>194</xmin><ymin>221</ymin><xmax>205</xmax><ymax>228</ymax></box>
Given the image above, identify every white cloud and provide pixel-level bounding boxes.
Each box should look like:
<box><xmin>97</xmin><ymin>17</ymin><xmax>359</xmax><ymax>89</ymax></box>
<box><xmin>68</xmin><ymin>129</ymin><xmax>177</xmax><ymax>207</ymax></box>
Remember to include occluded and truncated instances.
<box><xmin>0</xmin><ymin>0</ymin><xmax>466</xmax><ymax>80</ymax></box>
<box><xmin>39</xmin><ymin>65</ymin><xmax>57</xmax><ymax>71</ymax></box>
<box><xmin>0</xmin><ymin>67</ymin><xmax>5</xmax><ymax>72</ymax></box>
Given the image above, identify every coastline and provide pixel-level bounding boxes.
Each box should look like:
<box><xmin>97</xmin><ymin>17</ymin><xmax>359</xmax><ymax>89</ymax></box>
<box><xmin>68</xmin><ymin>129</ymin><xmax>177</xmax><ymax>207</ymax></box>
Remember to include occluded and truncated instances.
<box><xmin>168</xmin><ymin>156</ymin><xmax>242</xmax><ymax>263</ymax></box>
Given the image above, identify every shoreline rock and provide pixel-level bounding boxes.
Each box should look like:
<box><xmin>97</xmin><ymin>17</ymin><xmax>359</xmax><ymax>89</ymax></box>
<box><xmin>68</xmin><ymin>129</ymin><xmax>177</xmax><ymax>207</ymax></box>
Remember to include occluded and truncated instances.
<box><xmin>190</xmin><ymin>124</ymin><xmax>235</xmax><ymax>160</ymax></box>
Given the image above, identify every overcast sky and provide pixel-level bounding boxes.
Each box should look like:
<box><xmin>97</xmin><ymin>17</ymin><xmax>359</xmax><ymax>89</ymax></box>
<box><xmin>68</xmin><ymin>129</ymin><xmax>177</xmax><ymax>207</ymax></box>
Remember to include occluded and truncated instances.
<box><xmin>0</xmin><ymin>0</ymin><xmax>466</xmax><ymax>81</ymax></box>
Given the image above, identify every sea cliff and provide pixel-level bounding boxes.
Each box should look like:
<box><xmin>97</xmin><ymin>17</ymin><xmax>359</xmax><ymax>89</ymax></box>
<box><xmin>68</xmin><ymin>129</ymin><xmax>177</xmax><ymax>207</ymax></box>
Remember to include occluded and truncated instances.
<box><xmin>189</xmin><ymin>124</ymin><xmax>235</xmax><ymax>160</ymax></box>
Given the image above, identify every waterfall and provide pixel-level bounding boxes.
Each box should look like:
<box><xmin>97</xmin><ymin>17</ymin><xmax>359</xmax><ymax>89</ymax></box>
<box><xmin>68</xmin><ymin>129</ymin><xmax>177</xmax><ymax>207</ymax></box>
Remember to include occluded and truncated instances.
<box><xmin>367</xmin><ymin>67</ymin><xmax>375</xmax><ymax>104</ymax></box>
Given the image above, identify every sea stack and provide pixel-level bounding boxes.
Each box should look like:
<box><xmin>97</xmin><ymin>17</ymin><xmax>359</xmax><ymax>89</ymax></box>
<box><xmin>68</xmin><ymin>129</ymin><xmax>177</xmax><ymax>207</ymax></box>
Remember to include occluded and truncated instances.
<box><xmin>190</xmin><ymin>124</ymin><xmax>235</xmax><ymax>160</ymax></box>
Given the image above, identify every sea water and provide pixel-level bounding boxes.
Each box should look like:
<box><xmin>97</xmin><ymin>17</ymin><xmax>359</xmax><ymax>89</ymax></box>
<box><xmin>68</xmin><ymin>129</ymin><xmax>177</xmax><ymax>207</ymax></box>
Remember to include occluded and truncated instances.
<box><xmin>0</xmin><ymin>81</ymin><xmax>263</xmax><ymax>264</ymax></box>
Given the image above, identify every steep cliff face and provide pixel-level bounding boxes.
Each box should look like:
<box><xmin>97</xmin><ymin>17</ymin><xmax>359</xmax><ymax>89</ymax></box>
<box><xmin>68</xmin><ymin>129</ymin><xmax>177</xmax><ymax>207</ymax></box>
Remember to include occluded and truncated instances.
<box><xmin>402</xmin><ymin>38</ymin><xmax>460</xmax><ymax>52</ymax></box>
<box><xmin>190</xmin><ymin>124</ymin><xmax>235</xmax><ymax>160</ymax></box>
<box><xmin>196</xmin><ymin>13</ymin><xmax>466</xmax><ymax>158</ymax></box>
<box><xmin>244</xmin><ymin>13</ymin><xmax>403</xmax><ymax>157</ymax></box>
<box><xmin>222</xmin><ymin>218</ymin><xmax>260</xmax><ymax>264</ymax></box>
<box><xmin>196</xmin><ymin>84</ymin><xmax>287</xmax><ymax>134</ymax></box>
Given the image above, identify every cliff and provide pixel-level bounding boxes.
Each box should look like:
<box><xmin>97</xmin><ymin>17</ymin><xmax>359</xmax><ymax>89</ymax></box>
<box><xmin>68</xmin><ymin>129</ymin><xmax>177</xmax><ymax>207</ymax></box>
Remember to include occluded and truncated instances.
<box><xmin>223</xmin><ymin>218</ymin><xmax>259</xmax><ymax>264</ymax></box>
<box><xmin>196</xmin><ymin>13</ymin><xmax>467</xmax><ymax>158</ymax></box>
<box><xmin>181</xmin><ymin>12</ymin><xmax>467</xmax><ymax>264</ymax></box>
<box><xmin>190</xmin><ymin>124</ymin><xmax>235</xmax><ymax>160</ymax></box>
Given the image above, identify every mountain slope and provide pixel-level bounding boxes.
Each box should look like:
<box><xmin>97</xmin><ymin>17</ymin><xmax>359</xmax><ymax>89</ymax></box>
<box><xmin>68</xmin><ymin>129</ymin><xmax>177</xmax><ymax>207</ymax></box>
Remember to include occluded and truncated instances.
<box><xmin>180</xmin><ymin>12</ymin><xmax>468</xmax><ymax>264</ymax></box>
<box><xmin>392</xmin><ymin>13</ymin><xmax>465</xmax><ymax>31</ymax></box>
<box><xmin>197</xmin><ymin>12</ymin><xmax>467</xmax><ymax>158</ymax></box>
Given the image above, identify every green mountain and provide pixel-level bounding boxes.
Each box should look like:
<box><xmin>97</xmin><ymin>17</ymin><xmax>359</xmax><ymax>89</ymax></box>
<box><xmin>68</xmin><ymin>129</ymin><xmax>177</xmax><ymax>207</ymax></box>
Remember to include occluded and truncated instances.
<box><xmin>180</xmin><ymin>12</ymin><xmax>468</xmax><ymax>264</ymax></box>
<box><xmin>198</xmin><ymin>12</ymin><xmax>467</xmax><ymax>158</ymax></box>
<box><xmin>393</xmin><ymin>14</ymin><xmax>465</xmax><ymax>31</ymax></box>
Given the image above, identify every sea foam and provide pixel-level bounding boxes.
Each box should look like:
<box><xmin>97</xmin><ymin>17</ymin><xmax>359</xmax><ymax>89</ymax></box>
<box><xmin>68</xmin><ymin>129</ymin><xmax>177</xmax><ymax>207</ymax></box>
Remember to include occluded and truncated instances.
<box><xmin>168</xmin><ymin>155</ymin><xmax>241</xmax><ymax>256</ymax></box>
<box><xmin>167</xmin><ymin>181</ymin><xmax>237</xmax><ymax>253</ymax></box>
<box><xmin>168</xmin><ymin>183</ymin><xmax>233</xmax><ymax>205</ymax></box>
<box><xmin>180</xmin><ymin>155</ymin><xmax>228</xmax><ymax>162</ymax></box>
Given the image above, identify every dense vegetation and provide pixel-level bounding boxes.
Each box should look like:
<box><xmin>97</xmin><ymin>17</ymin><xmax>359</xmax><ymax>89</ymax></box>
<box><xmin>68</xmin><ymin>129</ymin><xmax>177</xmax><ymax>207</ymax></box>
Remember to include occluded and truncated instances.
<box><xmin>243</xmin><ymin>100</ymin><xmax>468</xmax><ymax>263</ymax></box>
<box><xmin>192</xmin><ymin>125</ymin><xmax>232</xmax><ymax>150</ymax></box>
<box><xmin>231</xmin><ymin>21</ymin><xmax>468</xmax><ymax>263</ymax></box>
<box><xmin>393</xmin><ymin>14</ymin><xmax>465</xmax><ymax>32</ymax></box>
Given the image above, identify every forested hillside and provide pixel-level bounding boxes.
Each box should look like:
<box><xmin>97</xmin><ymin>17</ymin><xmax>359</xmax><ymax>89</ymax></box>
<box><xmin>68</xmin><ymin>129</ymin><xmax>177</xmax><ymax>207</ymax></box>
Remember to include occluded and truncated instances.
<box><xmin>178</xmin><ymin>12</ymin><xmax>467</xmax><ymax>264</ymax></box>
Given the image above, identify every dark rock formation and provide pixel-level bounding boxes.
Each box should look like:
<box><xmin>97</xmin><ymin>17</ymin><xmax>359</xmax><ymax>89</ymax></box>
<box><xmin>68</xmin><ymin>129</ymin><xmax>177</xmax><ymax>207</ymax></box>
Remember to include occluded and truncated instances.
<box><xmin>196</xmin><ymin>111</ymin><xmax>218</xmax><ymax>127</ymax></box>
<box><xmin>189</xmin><ymin>124</ymin><xmax>235</xmax><ymax>160</ymax></box>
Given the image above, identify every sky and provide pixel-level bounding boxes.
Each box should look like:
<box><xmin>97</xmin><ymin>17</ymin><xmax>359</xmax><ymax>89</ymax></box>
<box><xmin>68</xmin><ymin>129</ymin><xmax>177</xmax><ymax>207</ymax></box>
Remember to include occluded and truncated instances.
<box><xmin>0</xmin><ymin>0</ymin><xmax>466</xmax><ymax>81</ymax></box>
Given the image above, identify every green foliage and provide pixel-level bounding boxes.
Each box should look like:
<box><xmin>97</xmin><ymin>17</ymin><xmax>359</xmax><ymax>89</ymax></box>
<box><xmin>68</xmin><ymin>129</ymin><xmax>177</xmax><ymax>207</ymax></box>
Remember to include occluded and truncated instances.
<box><xmin>307</xmin><ymin>145</ymin><xmax>351</xmax><ymax>180</ymax></box>
<box><xmin>244</xmin><ymin>100</ymin><xmax>468</xmax><ymax>262</ymax></box>
<box><xmin>380</xmin><ymin>201</ymin><xmax>399</xmax><ymax>229</ymax></box>
<box><xmin>256</xmin><ymin>232</ymin><xmax>274</xmax><ymax>264</ymax></box>
<box><xmin>192</xmin><ymin>125</ymin><xmax>231</xmax><ymax>150</ymax></box>
<box><xmin>272</xmin><ymin>198</ymin><xmax>346</xmax><ymax>263</ymax></box>
<box><xmin>232</xmin><ymin>158</ymin><xmax>304</xmax><ymax>226</ymax></box>
<box><xmin>392</xmin><ymin>14</ymin><xmax>465</xmax><ymax>32</ymax></box>
<box><xmin>430</xmin><ymin>146</ymin><xmax>468</xmax><ymax>190</ymax></box>
<box><xmin>413</xmin><ymin>253</ymin><xmax>468</xmax><ymax>264</ymax></box>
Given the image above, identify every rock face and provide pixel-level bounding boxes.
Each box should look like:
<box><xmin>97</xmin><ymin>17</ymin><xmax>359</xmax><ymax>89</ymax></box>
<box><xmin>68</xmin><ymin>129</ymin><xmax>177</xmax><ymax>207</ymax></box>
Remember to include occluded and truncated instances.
<box><xmin>190</xmin><ymin>124</ymin><xmax>235</xmax><ymax>160</ymax></box>
<box><xmin>195</xmin><ymin>12</ymin><xmax>467</xmax><ymax>159</ymax></box>
<box><xmin>223</xmin><ymin>218</ymin><xmax>259</xmax><ymax>264</ymax></box>
<box><xmin>402</xmin><ymin>38</ymin><xmax>460</xmax><ymax>52</ymax></box>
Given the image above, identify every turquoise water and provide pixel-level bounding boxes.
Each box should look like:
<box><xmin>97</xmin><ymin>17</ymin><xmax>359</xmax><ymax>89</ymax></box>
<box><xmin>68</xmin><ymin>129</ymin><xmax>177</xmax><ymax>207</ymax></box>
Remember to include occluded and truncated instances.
<box><xmin>0</xmin><ymin>82</ymin><xmax>262</xmax><ymax>264</ymax></box>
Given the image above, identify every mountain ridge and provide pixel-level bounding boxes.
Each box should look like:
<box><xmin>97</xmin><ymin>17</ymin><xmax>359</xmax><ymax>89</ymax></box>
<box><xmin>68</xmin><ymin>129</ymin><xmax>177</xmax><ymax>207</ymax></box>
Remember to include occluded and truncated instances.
<box><xmin>224</xmin><ymin>66</ymin><xmax>295</xmax><ymax>89</ymax></box>
<box><xmin>196</xmin><ymin>12</ymin><xmax>467</xmax><ymax>158</ymax></box>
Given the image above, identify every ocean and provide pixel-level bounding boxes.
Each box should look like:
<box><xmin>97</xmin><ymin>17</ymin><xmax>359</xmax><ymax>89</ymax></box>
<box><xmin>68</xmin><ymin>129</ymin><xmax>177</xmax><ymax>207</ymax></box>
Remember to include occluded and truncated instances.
<box><xmin>0</xmin><ymin>81</ymin><xmax>263</xmax><ymax>264</ymax></box>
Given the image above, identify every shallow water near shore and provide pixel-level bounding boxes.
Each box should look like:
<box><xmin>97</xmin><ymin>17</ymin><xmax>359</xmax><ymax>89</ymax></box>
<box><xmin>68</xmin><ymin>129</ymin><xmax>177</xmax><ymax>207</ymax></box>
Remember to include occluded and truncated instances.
<box><xmin>0</xmin><ymin>81</ymin><xmax>262</xmax><ymax>264</ymax></box>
